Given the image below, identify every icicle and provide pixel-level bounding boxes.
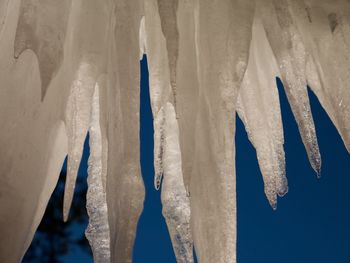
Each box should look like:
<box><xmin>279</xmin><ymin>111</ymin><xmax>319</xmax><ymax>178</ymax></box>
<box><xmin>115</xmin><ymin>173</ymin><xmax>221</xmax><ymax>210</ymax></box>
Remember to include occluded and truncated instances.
<box><xmin>146</xmin><ymin>2</ymin><xmax>194</xmax><ymax>258</ymax></box>
<box><xmin>237</xmin><ymin>16</ymin><xmax>287</xmax><ymax>209</ymax></box>
<box><xmin>258</xmin><ymin>0</ymin><xmax>321</xmax><ymax>175</ymax></box>
<box><xmin>175</xmin><ymin>0</ymin><xmax>199</xmax><ymax>193</ymax></box>
<box><xmin>64</xmin><ymin>61</ymin><xmax>97</xmax><ymax>222</ymax></box>
<box><xmin>160</xmin><ymin>103</ymin><xmax>193</xmax><ymax>263</ymax></box>
<box><xmin>105</xmin><ymin>2</ymin><xmax>145</xmax><ymax>261</ymax></box>
<box><xmin>188</xmin><ymin>1</ymin><xmax>255</xmax><ymax>262</ymax></box>
<box><xmin>14</xmin><ymin>0</ymin><xmax>71</xmax><ymax>99</ymax></box>
<box><xmin>86</xmin><ymin>83</ymin><xmax>110</xmax><ymax>263</ymax></box>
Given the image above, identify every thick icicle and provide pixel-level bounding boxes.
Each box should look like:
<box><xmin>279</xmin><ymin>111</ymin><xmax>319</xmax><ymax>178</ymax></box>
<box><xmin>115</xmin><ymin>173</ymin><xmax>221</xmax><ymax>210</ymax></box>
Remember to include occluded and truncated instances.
<box><xmin>14</xmin><ymin>0</ymin><xmax>71</xmax><ymax>99</ymax></box>
<box><xmin>159</xmin><ymin>103</ymin><xmax>193</xmax><ymax>263</ymax></box>
<box><xmin>64</xmin><ymin>61</ymin><xmax>97</xmax><ymax>222</ymax></box>
<box><xmin>258</xmin><ymin>0</ymin><xmax>322</xmax><ymax>175</ymax></box>
<box><xmin>189</xmin><ymin>1</ymin><xmax>255</xmax><ymax>262</ymax></box>
<box><xmin>237</xmin><ymin>17</ymin><xmax>287</xmax><ymax>209</ymax></box>
<box><xmin>86</xmin><ymin>84</ymin><xmax>110</xmax><ymax>263</ymax></box>
<box><xmin>175</xmin><ymin>0</ymin><xmax>200</xmax><ymax>193</ymax></box>
<box><xmin>105</xmin><ymin>1</ymin><xmax>145</xmax><ymax>262</ymax></box>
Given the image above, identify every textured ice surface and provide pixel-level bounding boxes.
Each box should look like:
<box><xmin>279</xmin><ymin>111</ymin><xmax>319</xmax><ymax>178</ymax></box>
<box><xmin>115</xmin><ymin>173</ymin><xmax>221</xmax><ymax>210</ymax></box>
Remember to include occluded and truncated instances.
<box><xmin>0</xmin><ymin>1</ymin><xmax>349</xmax><ymax>263</ymax></box>
<box><xmin>102</xmin><ymin>1</ymin><xmax>145</xmax><ymax>262</ymax></box>
<box><xmin>187</xmin><ymin>2</ymin><xmax>254</xmax><ymax>262</ymax></box>
<box><xmin>64</xmin><ymin>62</ymin><xmax>96</xmax><ymax>222</ymax></box>
<box><xmin>145</xmin><ymin>3</ymin><xmax>193</xmax><ymax>260</ymax></box>
<box><xmin>258</xmin><ymin>0</ymin><xmax>322</xmax><ymax>175</ymax></box>
<box><xmin>289</xmin><ymin>0</ymin><xmax>350</xmax><ymax>153</ymax></box>
<box><xmin>237</xmin><ymin>17</ymin><xmax>287</xmax><ymax>209</ymax></box>
<box><xmin>86</xmin><ymin>85</ymin><xmax>110</xmax><ymax>262</ymax></box>
<box><xmin>159</xmin><ymin>103</ymin><xmax>193</xmax><ymax>263</ymax></box>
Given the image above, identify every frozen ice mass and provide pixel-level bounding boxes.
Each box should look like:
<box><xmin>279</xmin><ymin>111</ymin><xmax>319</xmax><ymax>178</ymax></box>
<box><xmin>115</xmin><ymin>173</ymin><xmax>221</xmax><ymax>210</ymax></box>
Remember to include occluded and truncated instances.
<box><xmin>0</xmin><ymin>0</ymin><xmax>349</xmax><ymax>262</ymax></box>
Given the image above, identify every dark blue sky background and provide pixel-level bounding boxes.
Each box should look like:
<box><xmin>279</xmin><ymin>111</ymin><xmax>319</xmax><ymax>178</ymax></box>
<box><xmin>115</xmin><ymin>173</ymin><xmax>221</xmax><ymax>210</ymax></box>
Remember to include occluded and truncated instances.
<box><xmin>31</xmin><ymin>55</ymin><xmax>350</xmax><ymax>262</ymax></box>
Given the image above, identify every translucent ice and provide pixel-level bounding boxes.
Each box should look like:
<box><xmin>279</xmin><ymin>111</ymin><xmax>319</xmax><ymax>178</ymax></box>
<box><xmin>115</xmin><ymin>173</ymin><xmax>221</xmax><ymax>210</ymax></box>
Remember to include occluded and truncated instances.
<box><xmin>187</xmin><ymin>2</ymin><xmax>254</xmax><ymax>262</ymax></box>
<box><xmin>175</xmin><ymin>0</ymin><xmax>200</xmax><ymax>193</ymax></box>
<box><xmin>104</xmin><ymin>2</ymin><xmax>145</xmax><ymax>262</ymax></box>
<box><xmin>64</xmin><ymin>62</ymin><xmax>97</xmax><ymax>222</ymax></box>
<box><xmin>288</xmin><ymin>0</ymin><xmax>350</xmax><ymax>152</ymax></box>
<box><xmin>237</xmin><ymin>17</ymin><xmax>287</xmax><ymax>209</ymax></box>
<box><xmin>62</xmin><ymin>0</ymin><xmax>111</xmax><ymax>222</ymax></box>
<box><xmin>159</xmin><ymin>103</ymin><xmax>193</xmax><ymax>263</ymax></box>
<box><xmin>0</xmin><ymin>1</ymin><xmax>350</xmax><ymax>263</ymax></box>
<box><xmin>145</xmin><ymin>3</ymin><xmax>193</xmax><ymax>259</ymax></box>
<box><xmin>86</xmin><ymin>84</ymin><xmax>110</xmax><ymax>263</ymax></box>
<box><xmin>258</xmin><ymin>0</ymin><xmax>322</xmax><ymax>175</ymax></box>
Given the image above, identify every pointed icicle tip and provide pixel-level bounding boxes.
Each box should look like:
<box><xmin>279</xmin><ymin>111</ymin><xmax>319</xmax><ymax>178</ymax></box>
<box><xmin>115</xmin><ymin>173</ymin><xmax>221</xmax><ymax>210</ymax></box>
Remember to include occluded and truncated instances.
<box><xmin>154</xmin><ymin>173</ymin><xmax>163</xmax><ymax>190</ymax></box>
<box><xmin>277</xmin><ymin>171</ymin><xmax>289</xmax><ymax>198</ymax></box>
<box><xmin>63</xmin><ymin>203</ymin><xmax>69</xmax><ymax>222</ymax></box>
<box><xmin>63</xmin><ymin>189</ymin><xmax>72</xmax><ymax>222</ymax></box>
<box><xmin>266</xmin><ymin>192</ymin><xmax>278</xmax><ymax>211</ymax></box>
<box><xmin>278</xmin><ymin>186</ymin><xmax>289</xmax><ymax>198</ymax></box>
<box><xmin>311</xmin><ymin>153</ymin><xmax>322</xmax><ymax>179</ymax></box>
<box><xmin>271</xmin><ymin>201</ymin><xmax>278</xmax><ymax>211</ymax></box>
<box><xmin>316</xmin><ymin>167</ymin><xmax>322</xmax><ymax>179</ymax></box>
<box><xmin>62</xmin><ymin>157</ymin><xmax>80</xmax><ymax>222</ymax></box>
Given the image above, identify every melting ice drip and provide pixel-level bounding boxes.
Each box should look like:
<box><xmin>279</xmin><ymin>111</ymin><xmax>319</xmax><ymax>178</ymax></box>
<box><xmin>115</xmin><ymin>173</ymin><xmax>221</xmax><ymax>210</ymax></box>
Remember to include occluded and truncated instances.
<box><xmin>0</xmin><ymin>0</ymin><xmax>349</xmax><ymax>263</ymax></box>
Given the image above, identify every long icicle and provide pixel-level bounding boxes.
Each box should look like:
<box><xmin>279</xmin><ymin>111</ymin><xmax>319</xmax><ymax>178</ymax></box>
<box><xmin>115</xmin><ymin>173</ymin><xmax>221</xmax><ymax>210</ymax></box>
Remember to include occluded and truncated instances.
<box><xmin>160</xmin><ymin>103</ymin><xmax>193</xmax><ymax>263</ymax></box>
<box><xmin>86</xmin><ymin>83</ymin><xmax>110</xmax><ymax>262</ymax></box>
<box><xmin>64</xmin><ymin>61</ymin><xmax>97</xmax><ymax>222</ymax></box>
<box><xmin>237</xmin><ymin>16</ymin><xmax>287</xmax><ymax>209</ymax></box>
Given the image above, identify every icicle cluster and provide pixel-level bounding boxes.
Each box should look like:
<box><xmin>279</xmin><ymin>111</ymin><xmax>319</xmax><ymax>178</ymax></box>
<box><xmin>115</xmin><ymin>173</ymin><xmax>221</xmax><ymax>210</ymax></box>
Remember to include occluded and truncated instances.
<box><xmin>0</xmin><ymin>0</ymin><xmax>349</xmax><ymax>262</ymax></box>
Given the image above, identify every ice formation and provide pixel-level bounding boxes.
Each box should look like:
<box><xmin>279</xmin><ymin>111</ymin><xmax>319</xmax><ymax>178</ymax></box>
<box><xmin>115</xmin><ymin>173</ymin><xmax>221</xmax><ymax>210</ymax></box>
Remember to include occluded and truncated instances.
<box><xmin>0</xmin><ymin>0</ymin><xmax>349</xmax><ymax>262</ymax></box>
<box><xmin>86</xmin><ymin>85</ymin><xmax>111</xmax><ymax>262</ymax></box>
